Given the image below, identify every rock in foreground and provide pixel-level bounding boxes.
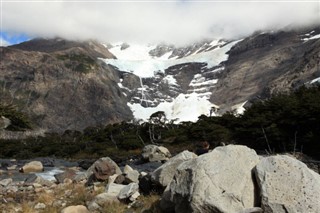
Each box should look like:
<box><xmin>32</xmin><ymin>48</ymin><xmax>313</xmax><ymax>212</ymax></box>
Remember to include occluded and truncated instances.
<box><xmin>161</xmin><ymin>145</ymin><xmax>260</xmax><ymax>213</ymax></box>
<box><xmin>255</xmin><ymin>155</ymin><xmax>320</xmax><ymax>213</ymax></box>
<box><xmin>151</xmin><ymin>150</ymin><xmax>197</xmax><ymax>187</ymax></box>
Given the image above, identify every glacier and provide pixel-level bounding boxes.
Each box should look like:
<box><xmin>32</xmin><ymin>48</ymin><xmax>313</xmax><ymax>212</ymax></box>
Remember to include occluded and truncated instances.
<box><xmin>101</xmin><ymin>40</ymin><xmax>240</xmax><ymax>122</ymax></box>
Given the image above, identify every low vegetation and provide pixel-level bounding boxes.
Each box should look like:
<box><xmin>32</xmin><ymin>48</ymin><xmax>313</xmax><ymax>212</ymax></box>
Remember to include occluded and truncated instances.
<box><xmin>56</xmin><ymin>53</ymin><xmax>96</xmax><ymax>74</ymax></box>
<box><xmin>0</xmin><ymin>182</ymin><xmax>161</xmax><ymax>213</ymax></box>
<box><xmin>0</xmin><ymin>103</ymin><xmax>33</xmax><ymax>131</ymax></box>
<box><xmin>0</xmin><ymin>86</ymin><xmax>319</xmax><ymax>160</ymax></box>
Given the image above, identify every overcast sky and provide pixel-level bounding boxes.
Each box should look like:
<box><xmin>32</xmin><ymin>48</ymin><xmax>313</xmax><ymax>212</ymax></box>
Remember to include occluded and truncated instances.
<box><xmin>1</xmin><ymin>0</ymin><xmax>319</xmax><ymax>46</ymax></box>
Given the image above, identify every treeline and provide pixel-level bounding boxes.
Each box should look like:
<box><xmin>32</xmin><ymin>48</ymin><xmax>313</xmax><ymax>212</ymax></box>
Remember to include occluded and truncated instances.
<box><xmin>0</xmin><ymin>86</ymin><xmax>319</xmax><ymax>160</ymax></box>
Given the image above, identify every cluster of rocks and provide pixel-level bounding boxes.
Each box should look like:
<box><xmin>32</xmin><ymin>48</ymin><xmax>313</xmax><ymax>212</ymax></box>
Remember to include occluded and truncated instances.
<box><xmin>1</xmin><ymin>144</ymin><xmax>320</xmax><ymax>213</ymax></box>
<box><xmin>158</xmin><ymin>145</ymin><xmax>320</xmax><ymax>213</ymax></box>
<box><xmin>0</xmin><ymin>144</ymin><xmax>171</xmax><ymax>212</ymax></box>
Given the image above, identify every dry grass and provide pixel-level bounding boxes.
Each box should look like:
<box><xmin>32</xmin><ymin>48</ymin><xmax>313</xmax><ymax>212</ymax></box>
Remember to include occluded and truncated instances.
<box><xmin>100</xmin><ymin>201</ymin><xmax>128</xmax><ymax>213</ymax></box>
<box><xmin>137</xmin><ymin>193</ymin><xmax>162</xmax><ymax>213</ymax></box>
<box><xmin>37</xmin><ymin>192</ymin><xmax>55</xmax><ymax>206</ymax></box>
<box><xmin>0</xmin><ymin>182</ymin><xmax>163</xmax><ymax>213</ymax></box>
<box><xmin>68</xmin><ymin>184</ymin><xmax>96</xmax><ymax>206</ymax></box>
<box><xmin>98</xmin><ymin>193</ymin><xmax>161</xmax><ymax>213</ymax></box>
<box><xmin>21</xmin><ymin>201</ymin><xmax>36</xmax><ymax>213</ymax></box>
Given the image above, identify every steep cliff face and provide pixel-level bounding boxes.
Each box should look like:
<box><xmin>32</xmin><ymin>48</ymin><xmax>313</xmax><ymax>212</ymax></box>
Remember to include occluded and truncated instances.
<box><xmin>210</xmin><ymin>27</ymin><xmax>320</xmax><ymax>111</ymax></box>
<box><xmin>0</xmin><ymin>39</ymin><xmax>132</xmax><ymax>132</ymax></box>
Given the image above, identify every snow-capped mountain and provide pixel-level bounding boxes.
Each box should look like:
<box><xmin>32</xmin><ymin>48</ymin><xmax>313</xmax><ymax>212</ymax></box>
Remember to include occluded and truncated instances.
<box><xmin>1</xmin><ymin>26</ymin><xmax>319</xmax><ymax>131</ymax></box>
<box><xmin>101</xmin><ymin>40</ymin><xmax>239</xmax><ymax>122</ymax></box>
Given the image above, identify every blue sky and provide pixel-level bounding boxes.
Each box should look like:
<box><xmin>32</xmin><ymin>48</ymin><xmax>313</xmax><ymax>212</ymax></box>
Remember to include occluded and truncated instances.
<box><xmin>0</xmin><ymin>31</ymin><xmax>30</xmax><ymax>46</ymax></box>
<box><xmin>1</xmin><ymin>1</ymin><xmax>319</xmax><ymax>46</ymax></box>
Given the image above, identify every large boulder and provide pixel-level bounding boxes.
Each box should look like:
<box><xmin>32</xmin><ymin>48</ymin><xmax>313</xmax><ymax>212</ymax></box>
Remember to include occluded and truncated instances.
<box><xmin>160</xmin><ymin>145</ymin><xmax>260</xmax><ymax>213</ymax></box>
<box><xmin>254</xmin><ymin>155</ymin><xmax>320</xmax><ymax>213</ymax></box>
<box><xmin>142</xmin><ymin>145</ymin><xmax>171</xmax><ymax>162</ymax></box>
<box><xmin>21</xmin><ymin>161</ymin><xmax>43</xmax><ymax>173</ymax></box>
<box><xmin>61</xmin><ymin>205</ymin><xmax>90</xmax><ymax>213</ymax></box>
<box><xmin>87</xmin><ymin>157</ymin><xmax>122</xmax><ymax>181</ymax></box>
<box><xmin>151</xmin><ymin>150</ymin><xmax>197</xmax><ymax>187</ymax></box>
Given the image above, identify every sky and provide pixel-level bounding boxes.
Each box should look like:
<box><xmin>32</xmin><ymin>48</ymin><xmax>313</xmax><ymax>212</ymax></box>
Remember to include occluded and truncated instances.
<box><xmin>1</xmin><ymin>0</ymin><xmax>320</xmax><ymax>46</ymax></box>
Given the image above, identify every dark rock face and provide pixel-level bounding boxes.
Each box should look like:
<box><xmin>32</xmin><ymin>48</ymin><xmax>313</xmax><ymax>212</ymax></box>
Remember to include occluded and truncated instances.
<box><xmin>210</xmin><ymin>27</ymin><xmax>320</xmax><ymax>112</ymax></box>
<box><xmin>0</xmin><ymin>39</ymin><xmax>132</xmax><ymax>132</ymax></box>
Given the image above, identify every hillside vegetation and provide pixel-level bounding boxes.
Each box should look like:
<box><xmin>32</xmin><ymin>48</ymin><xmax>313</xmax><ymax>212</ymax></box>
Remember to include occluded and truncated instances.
<box><xmin>0</xmin><ymin>86</ymin><xmax>319</xmax><ymax>160</ymax></box>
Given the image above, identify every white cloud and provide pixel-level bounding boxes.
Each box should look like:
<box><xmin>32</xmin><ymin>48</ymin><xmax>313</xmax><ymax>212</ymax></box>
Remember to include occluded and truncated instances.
<box><xmin>2</xmin><ymin>1</ymin><xmax>319</xmax><ymax>45</ymax></box>
<box><xmin>0</xmin><ymin>37</ymin><xmax>11</xmax><ymax>46</ymax></box>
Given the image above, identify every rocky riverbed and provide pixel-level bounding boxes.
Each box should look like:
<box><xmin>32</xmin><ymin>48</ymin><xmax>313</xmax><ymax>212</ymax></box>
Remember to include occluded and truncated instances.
<box><xmin>0</xmin><ymin>144</ymin><xmax>320</xmax><ymax>213</ymax></box>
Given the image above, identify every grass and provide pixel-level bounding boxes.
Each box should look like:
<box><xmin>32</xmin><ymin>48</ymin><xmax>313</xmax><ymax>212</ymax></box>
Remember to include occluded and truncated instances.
<box><xmin>21</xmin><ymin>201</ymin><xmax>36</xmax><ymax>213</ymax></box>
<box><xmin>37</xmin><ymin>192</ymin><xmax>55</xmax><ymax>206</ymax></box>
<box><xmin>0</xmin><ymin>182</ymin><xmax>163</xmax><ymax>213</ymax></box>
<box><xmin>67</xmin><ymin>184</ymin><xmax>96</xmax><ymax>206</ymax></box>
<box><xmin>100</xmin><ymin>193</ymin><xmax>162</xmax><ymax>213</ymax></box>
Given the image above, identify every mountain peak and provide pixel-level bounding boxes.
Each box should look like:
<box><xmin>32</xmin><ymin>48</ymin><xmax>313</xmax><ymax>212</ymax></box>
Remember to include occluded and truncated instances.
<box><xmin>10</xmin><ymin>38</ymin><xmax>115</xmax><ymax>59</ymax></box>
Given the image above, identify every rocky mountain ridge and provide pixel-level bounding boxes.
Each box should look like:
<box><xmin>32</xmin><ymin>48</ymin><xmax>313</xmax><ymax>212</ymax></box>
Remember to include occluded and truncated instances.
<box><xmin>0</xmin><ymin>26</ymin><xmax>319</xmax><ymax>131</ymax></box>
<box><xmin>0</xmin><ymin>39</ymin><xmax>131</xmax><ymax>132</ymax></box>
<box><xmin>211</xmin><ymin>27</ymin><xmax>320</xmax><ymax>111</ymax></box>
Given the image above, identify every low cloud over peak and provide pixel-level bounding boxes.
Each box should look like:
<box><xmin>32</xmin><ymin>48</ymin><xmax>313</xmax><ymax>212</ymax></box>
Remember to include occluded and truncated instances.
<box><xmin>2</xmin><ymin>1</ymin><xmax>319</xmax><ymax>45</ymax></box>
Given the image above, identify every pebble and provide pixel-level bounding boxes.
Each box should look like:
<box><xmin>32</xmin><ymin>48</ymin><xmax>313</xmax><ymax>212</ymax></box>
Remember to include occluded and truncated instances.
<box><xmin>34</xmin><ymin>202</ymin><xmax>46</xmax><ymax>209</ymax></box>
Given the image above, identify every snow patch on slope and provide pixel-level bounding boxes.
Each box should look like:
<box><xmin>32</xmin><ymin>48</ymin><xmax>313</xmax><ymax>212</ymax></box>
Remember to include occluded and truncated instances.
<box><xmin>102</xmin><ymin>40</ymin><xmax>240</xmax><ymax>78</ymax></box>
<box><xmin>108</xmin><ymin>43</ymin><xmax>156</xmax><ymax>60</ymax></box>
<box><xmin>309</xmin><ymin>77</ymin><xmax>320</xmax><ymax>84</ymax></box>
<box><xmin>231</xmin><ymin>101</ymin><xmax>248</xmax><ymax>115</ymax></box>
<box><xmin>301</xmin><ymin>31</ymin><xmax>320</xmax><ymax>41</ymax></box>
<box><xmin>128</xmin><ymin>93</ymin><xmax>216</xmax><ymax>123</ymax></box>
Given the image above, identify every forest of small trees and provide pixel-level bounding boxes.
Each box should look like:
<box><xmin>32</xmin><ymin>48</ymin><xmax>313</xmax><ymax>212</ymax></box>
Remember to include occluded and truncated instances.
<box><xmin>0</xmin><ymin>85</ymin><xmax>319</xmax><ymax>160</ymax></box>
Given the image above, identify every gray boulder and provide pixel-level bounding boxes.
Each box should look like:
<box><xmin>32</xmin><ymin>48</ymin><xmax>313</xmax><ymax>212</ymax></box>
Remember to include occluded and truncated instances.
<box><xmin>118</xmin><ymin>182</ymin><xmax>139</xmax><ymax>200</ymax></box>
<box><xmin>21</xmin><ymin>161</ymin><xmax>43</xmax><ymax>173</ymax></box>
<box><xmin>124</xmin><ymin>170</ymin><xmax>140</xmax><ymax>184</ymax></box>
<box><xmin>254</xmin><ymin>155</ymin><xmax>320</xmax><ymax>213</ymax></box>
<box><xmin>161</xmin><ymin>145</ymin><xmax>260</xmax><ymax>213</ymax></box>
<box><xmin>105</xmin><ymin>182</ymin><xmax>126</xmax><ymax>197</ymax></box>
<box><xmin>151</xmin><ymin>150</ymin><xmax>197</xmax><ymax>187</ymax></box>
<box><xmin>86</xmin><ymin>157</ymin><xmax>122</xmax><ymax>181</ymax></box>
<box><xmin>142</xmin><ymin>145</ymin><xmax>171</xmax><ymax>162</ymax></box>
<box><xmin>122</xmin><ymin>165</ymin><xmax>139</xmax><ymax>183</ymax></box>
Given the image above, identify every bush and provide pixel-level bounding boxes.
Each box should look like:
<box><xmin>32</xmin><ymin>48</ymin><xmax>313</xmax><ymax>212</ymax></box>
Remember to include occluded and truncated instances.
<box><xmin>0</xmin><ymin>103</ymin><xmax>32</xmax><ymax>131</ymax></box>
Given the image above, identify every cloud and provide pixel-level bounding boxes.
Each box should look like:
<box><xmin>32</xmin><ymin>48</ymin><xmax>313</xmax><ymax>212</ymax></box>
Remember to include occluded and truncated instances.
<box><xmin>2</xmin><ymin>1</ymin><xmax>319</xmax><ymax>45</ymax></box>
<box><xmin>0</xmin><ymin>37</ymin><xmax>11</xmax><ymax>47</ymax></box>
